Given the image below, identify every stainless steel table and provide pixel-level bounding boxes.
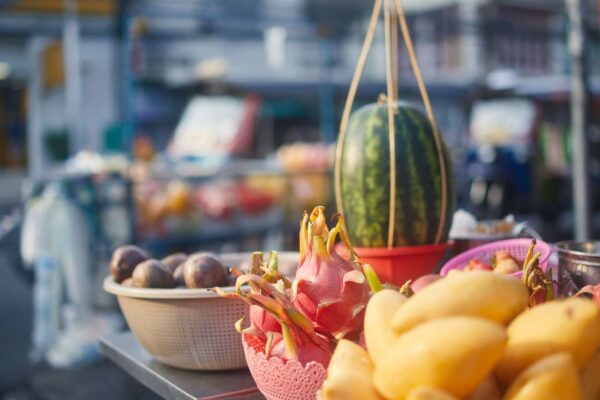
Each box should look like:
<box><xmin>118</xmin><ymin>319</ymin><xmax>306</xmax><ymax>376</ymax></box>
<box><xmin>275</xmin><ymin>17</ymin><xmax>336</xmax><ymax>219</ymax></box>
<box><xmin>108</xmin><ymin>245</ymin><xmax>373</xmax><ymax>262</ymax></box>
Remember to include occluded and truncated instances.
<box><xmin>99</xmin><ymin>331</ymin><xmax>264</xmax><ymax>400</ymax></box>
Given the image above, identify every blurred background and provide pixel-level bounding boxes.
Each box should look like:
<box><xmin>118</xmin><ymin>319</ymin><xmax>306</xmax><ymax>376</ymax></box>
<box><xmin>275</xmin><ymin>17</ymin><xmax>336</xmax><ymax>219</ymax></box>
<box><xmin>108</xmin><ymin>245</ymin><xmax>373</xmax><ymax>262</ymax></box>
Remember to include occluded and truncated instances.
<box><xmin>0</xmin><ymin>0</ymin><xmax>599</xmax><ymax>398</ymax></box>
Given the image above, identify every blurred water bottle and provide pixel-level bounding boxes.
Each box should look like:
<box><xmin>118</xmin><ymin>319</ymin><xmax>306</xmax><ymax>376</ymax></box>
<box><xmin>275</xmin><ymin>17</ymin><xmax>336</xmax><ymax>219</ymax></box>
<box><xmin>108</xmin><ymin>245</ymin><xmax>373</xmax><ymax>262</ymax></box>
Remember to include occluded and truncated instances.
<box><xmin>31</xmin><ymin>257</ymin><xmax>60</xmax><ymax>362</ymax></box>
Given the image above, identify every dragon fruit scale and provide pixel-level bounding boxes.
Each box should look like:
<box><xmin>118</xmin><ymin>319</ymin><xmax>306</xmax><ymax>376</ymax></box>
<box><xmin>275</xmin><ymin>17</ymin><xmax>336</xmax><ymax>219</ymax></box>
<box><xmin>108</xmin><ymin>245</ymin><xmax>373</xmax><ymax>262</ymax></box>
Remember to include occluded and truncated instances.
<box><xmin>246</xmin><ymin>251</ymin><xmax>286</xmax><ymax>338</ymax></box>
<box><xmin>265</xmin><ymin>322</ymin><xmax>334</xmax><ymax>367</ymax></box>
<box><xmin>249</xmin><ymin>305</ymin><xmax>281</xmax><ymax>338</ymax></box>
<box><xmin>219</xmin><ymin>252</ymin><xmax>284</xmax><ymax>339</ymax></box>
<box><xmin>292</xmin><ymin>206</ymin><xmax>370</xmax><ymax>340</ymax></box>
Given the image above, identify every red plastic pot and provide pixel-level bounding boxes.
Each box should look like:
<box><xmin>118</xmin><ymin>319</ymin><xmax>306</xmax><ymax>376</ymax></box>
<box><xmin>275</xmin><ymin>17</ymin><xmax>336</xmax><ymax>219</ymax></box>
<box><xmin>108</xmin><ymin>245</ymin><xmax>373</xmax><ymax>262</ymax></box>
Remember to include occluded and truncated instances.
<box><xmin>338</xmin><ymin>243</ymin><xmax>451</xmax><ymax>286</ymax></box>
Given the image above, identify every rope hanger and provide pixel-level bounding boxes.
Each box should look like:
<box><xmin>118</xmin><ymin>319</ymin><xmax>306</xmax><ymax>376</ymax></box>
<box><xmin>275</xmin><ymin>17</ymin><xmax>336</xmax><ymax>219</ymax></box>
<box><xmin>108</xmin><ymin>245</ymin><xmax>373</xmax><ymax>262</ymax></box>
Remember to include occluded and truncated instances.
<box><xmin>334</xmin><ymin>0</ymin><xmax>449</xmax><ymax>248</ymax></box>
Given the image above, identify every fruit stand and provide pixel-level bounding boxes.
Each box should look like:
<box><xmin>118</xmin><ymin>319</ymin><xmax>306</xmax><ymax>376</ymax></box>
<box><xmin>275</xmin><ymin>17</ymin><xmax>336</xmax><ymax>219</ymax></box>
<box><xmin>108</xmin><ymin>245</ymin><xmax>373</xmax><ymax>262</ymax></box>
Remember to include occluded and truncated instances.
<box><xmin>4</xmin><ymin>0</ymin><xmax>600</xmax><ymax>397</ymax></box>
<box><xmin>101</xmin><ymin>202</ymin><xmax>600</xmax><ymax>400</ymax></box>
<box><xmin>95</xmin><ymin>1</ymin><xmax>600</xmax><ymax>399</ymax></box>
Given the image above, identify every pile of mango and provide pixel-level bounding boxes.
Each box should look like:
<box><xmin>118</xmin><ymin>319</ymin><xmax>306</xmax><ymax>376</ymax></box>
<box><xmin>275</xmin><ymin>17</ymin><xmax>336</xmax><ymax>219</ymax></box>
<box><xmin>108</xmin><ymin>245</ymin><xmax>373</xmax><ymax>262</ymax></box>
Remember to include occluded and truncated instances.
<box><xmin>320</xmin><ymin>271</ymin><xmax>600</xmax><ymax>400</ymax></box>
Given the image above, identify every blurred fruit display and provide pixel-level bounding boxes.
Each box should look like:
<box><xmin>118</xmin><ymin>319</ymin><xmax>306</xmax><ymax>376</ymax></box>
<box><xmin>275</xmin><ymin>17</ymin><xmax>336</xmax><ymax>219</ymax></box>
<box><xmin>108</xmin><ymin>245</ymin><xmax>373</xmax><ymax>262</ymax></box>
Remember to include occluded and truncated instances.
<box><xmin>135</xmin><ymin>177</ymin><xmax>282</xmax><ymax>240</ymax></box>
<box><xmin>276</xmin><ymin>142</ymin><xmax>334</xmax><ymax>171</ymax></box>
<box><xmin>277</xmin><ymin>142</ymin><xmax>334</xmax><ymax>214</ymax></box>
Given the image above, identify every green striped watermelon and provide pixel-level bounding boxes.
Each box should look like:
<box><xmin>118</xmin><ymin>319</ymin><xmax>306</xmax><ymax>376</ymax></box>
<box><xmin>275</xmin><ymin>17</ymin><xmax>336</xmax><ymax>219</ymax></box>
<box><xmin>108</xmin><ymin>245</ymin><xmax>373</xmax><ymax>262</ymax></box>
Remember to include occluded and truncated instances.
<box><xmin>336</xmin><ymin>101</ymin><xmax>455</xmax><ymax>247</ymax></box>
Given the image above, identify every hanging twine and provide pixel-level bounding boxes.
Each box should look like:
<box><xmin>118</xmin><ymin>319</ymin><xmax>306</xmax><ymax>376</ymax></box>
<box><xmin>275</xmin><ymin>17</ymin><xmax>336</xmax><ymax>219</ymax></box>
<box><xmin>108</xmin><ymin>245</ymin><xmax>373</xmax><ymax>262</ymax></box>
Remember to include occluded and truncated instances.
<box><xmin>393</xmin><ymin>0</ymin><xmax>448</xmax><ymax>245</ymax></box>
<box><xmin>383</xmin><ymin>0</ymin><xmax>397</xmax><ymax>248</ymax></box>
<box><xmin>334</xmin><ymin>0</ymin><xmax>382</xmax><ymax>218</ymax></box>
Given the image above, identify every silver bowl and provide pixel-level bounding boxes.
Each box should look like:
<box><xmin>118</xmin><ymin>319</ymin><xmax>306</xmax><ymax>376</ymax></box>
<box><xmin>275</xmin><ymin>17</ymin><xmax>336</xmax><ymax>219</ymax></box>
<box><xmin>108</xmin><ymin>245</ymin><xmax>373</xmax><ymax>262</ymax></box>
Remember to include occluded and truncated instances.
<box><xmin>555</xmin><ymin>241</ymin><xmax>600</xmax><ymax>295</ymax></box>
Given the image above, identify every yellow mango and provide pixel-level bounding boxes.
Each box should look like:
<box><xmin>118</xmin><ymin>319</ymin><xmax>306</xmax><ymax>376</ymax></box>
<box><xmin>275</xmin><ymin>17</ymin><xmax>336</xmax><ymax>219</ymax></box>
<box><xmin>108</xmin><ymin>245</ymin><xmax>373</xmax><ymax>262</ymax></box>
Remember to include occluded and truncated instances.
<box><xmin>582</xmin><ymin>351</ymin><xmax>600</xmax><ymax>400</ymax></box>
<box><xmin>464</xmin><ymin>376</ymin><xmax>501</xmax><ymax>400</ymax></box>
<box><xmin>365</xmin><ymin>289</ymin><xmax>407</xmax><ymax>364</ymax></box>
<box><xmin>446</xmin><ymin>269</ymin><xmax>464</xmax><ymax>278</ymax></box>
<box><xmin>373</xmin><ymin>316</ymin><xmax>507</xmax><ymax>399</ymax></box>
<box><xmin>495</xmin><ymin>297</ymin><xmax>600</xmax><ymax>386</ymax></box>
<box><xmin>320</xmin><ymin>339</ymin><xmax>383</xmax><ymax>400</ymax></box>
<box><xmin>406</xmin><ymin>387</ymin><xmax>459</xmax><ymax>400</ymax></box>
<box><xmin>504</xmin><ymin>352</ymin><xmax>583</xmax><ymax>400</ymax></box>
<box><xmin>391</xmin><ymin>271</ymin><xmax>528</xmax><ymax>335</ymax></box>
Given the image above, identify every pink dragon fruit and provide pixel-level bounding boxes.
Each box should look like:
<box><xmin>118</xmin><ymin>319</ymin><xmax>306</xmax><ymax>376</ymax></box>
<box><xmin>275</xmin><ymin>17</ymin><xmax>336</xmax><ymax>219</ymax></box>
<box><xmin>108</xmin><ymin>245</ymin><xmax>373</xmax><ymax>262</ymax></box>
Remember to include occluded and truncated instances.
<box><xmin>245</xmin><ymin>251</ymin><xmax>285</xmax><ymax>338</ymax></box>
<box><xmin>292</xmin><ymin>206</ymin><xmax>370</xmax><ymax>340</ymax></box>
<box><xmin>215</xmin><ymin>207</ymin><xmax>374</xmax><ymax>366</ymax></box>
<box><xmin>249</xmin><ymin>305</ymin><xmax>281</xmax><ymax>337</ymax></box>
<box><xmin>217</xmin><ymin>271</ymin><xmax>334</xmax><ymax>366</ymax></box>
<box><xmin>265</xmin><ymin>322</ymin><xmax>333</xmax><ymax>367</ymax></box>
<box><xmin>220</xmin><ymin>251</ymin><xmax>283</xmax><ymax>339</ymax></box>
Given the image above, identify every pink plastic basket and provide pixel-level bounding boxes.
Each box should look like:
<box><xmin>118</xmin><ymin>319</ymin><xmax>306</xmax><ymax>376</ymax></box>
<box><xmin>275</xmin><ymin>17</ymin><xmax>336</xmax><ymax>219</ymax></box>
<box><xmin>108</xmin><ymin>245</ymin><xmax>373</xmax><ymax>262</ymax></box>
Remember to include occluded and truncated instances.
<box><xmin>242</xmin><ymin>334</ymin><xmax>327</xmax><ymax>400</ymax></box>
<box><xmin>440</xmin><ymin>238</ymin><xmax>553</xmax><ymax>278</ymax></box>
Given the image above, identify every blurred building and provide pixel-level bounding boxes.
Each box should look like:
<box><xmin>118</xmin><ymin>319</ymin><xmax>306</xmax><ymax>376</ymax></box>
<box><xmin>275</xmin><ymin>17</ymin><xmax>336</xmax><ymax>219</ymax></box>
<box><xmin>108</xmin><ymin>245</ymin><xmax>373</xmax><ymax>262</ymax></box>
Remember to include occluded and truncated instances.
<box><xmin>0</xmin><ymin>0</ymin><xmax>598</xmax><ymax>218</ymax></box>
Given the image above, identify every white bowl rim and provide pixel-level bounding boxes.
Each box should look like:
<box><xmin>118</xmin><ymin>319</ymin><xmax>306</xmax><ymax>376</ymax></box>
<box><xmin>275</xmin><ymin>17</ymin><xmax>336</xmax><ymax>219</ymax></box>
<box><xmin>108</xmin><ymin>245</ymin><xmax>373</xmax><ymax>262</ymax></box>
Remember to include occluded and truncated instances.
<box><xmin>103</xmin><ymin>276</ymin><xmax>241</xmax><ymax>299</ymax></box>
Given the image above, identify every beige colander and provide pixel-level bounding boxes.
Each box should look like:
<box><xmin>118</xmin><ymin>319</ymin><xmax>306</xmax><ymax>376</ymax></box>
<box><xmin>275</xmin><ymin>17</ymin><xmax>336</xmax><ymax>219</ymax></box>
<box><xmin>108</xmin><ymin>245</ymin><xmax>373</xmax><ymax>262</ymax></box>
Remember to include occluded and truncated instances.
<box><xmin>103</xmin><ymin>251</ymin><xmax>299</xmax><ymax>371</ymax></box>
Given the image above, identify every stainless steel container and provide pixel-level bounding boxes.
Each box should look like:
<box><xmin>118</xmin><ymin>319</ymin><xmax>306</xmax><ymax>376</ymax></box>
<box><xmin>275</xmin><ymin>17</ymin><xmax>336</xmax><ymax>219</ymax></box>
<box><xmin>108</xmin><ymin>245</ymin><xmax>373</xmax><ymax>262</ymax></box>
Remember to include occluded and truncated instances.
<box><xmin>556</xmin><ymin>241</ymin><xmax>600</xmax><ymax>295</ymax></box>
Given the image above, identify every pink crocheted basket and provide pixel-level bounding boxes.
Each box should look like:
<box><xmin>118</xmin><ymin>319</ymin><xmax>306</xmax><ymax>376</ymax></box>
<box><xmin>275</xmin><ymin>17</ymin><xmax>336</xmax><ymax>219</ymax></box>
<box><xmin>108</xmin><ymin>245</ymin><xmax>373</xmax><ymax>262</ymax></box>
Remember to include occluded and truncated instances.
<box><xmin>242</xmin><ymin>334</ymin><xmax>328</xmax><ymax>400</ymax></box>
<box><xmin>440</xmin><ymin>238</ymin><xmax>553</xmax><ymax>278</ymax></box>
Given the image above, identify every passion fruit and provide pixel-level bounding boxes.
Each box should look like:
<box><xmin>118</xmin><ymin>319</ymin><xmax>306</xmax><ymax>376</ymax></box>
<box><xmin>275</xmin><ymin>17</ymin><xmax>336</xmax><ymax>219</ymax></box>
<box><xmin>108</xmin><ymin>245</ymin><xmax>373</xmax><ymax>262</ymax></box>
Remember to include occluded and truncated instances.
<box><xmin>183</xmin><ymin>253</ymin><xmax>227</xmax><ymax>288</ymax></box>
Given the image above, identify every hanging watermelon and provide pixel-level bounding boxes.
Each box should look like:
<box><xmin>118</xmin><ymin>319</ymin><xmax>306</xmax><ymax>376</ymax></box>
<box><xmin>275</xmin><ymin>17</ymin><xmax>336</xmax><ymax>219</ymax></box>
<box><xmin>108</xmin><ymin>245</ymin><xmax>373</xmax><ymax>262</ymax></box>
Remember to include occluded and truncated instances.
<box><xmin>333</xmin><ymin>0</ymin><xmax>456</xmax><ymax>258</ymax></box>
<box><xmin>335</xmin><ymin>100</ymin><xmax>455</xmax><ymax>248</ymax></box>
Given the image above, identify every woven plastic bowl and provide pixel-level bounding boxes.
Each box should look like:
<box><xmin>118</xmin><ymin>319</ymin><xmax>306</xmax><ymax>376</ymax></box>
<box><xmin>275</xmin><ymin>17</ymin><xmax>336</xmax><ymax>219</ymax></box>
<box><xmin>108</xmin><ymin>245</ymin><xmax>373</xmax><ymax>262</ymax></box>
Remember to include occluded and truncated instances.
<box><xmin>440</xmin><ymin>238</ymin><xmax>553</xmax><ymax>277</ymax></box>
<box><xmin>242</xmin><ymin>334</ymin><xmax>327</xmax><ymax>400</ymax></box>
<box><xmin>104</xmin><ymin>252</ymin><xmax>299</xmax><ymax>371</ymax></box>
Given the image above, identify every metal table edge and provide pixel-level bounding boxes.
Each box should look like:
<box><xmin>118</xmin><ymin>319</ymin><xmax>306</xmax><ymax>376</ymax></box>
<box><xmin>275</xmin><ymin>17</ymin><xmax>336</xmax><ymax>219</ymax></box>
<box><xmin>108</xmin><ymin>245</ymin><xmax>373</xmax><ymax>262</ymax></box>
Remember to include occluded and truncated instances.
<box><xmin>99</xmin><ymin>335</ymin><xmax>196</xmax><ymax>400</ymax></box>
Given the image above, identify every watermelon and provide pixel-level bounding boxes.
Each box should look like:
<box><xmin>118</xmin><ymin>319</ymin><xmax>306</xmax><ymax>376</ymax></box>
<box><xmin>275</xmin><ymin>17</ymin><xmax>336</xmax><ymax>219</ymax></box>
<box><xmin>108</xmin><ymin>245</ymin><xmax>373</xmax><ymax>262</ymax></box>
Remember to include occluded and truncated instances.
<box><xmin>336</xmin><ymin>101</ymin><xmax>455</xmax><ymax>247</ymax></box>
